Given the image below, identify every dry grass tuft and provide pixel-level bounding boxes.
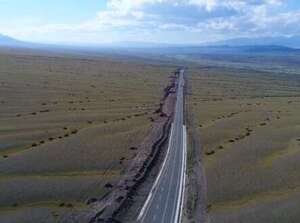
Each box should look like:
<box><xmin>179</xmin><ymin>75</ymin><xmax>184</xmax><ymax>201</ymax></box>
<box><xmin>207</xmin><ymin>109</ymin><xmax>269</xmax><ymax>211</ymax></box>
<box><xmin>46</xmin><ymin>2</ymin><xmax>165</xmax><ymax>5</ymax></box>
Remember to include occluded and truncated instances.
<box><xmin>187</xmin><ymin>61</ymin><xmax>300</xmax><ymax>223</ymax></box>
<box><xmin>0</xmin><ymin>48</ymin><xmax>174</xmax><ymax>222</ymax></box>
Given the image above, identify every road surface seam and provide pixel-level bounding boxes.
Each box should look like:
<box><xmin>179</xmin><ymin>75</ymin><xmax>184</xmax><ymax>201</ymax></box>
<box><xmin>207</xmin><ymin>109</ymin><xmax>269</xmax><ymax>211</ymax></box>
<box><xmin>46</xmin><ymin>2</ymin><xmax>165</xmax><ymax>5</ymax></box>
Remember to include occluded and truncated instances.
<box><xmin>178</xmin><ymin>125</ymin><xmax>187</xmax><ymax>223</ymax></box>
<box><xmin>137</xmin><ymin>123</ymin><xmax>174</xmax><ymax>221</ymax></box>
<box><xmin>137</xmin><ymin>69</ymin><xmax>186</xmax><ymax>223</ymax></box>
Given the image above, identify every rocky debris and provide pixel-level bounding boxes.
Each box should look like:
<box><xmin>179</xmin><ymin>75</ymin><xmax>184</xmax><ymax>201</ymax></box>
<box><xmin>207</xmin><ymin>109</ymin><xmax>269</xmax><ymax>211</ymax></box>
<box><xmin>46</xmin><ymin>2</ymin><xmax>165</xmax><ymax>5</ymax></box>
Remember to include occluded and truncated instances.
<box><xmin>86</xmin><ymin>198</ymin><xmax>98</xmax><ymax>205</ymax></box>
<box><xmin>104</xmin><ymin>183</ymin><xmax>113</xmax><ymax>189</ymax></box>
<box><xmin>59</xmin><ymin>70</ymin><xmax>178</xmax><ymax>223</ymax></box>
<box><xmin>129</xmin><ymin>147</ymin><xmax>138</xmax><ymax>151</ymax></box>
<box><xmin>205</xmin><ymin>150</ymin><xmax>215</xmax><ymax>156</ymax></box>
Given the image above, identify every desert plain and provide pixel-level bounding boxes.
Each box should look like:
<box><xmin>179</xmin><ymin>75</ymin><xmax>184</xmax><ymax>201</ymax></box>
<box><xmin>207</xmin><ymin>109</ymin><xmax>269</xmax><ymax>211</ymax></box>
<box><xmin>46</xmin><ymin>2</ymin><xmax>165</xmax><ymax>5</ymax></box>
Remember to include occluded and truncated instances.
<box><xmin>0</xmin><ymin>48</ymin><xmax>174</xmax><ymax>222</ymax></box>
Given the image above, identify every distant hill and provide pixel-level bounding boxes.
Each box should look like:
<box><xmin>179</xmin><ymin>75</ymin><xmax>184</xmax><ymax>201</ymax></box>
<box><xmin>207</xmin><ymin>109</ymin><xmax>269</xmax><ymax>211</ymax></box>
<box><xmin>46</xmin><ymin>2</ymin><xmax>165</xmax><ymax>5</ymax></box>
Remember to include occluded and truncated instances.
<box><xmin>236</xmin><ymin>45</ymin><xmax>299</xmax><ymax>53</ymax></box>
<box><xmin>0</xmin><ymin>34</ymin><xmax>24</xmax><ymax>46</ymax></box>
<box><xmin>0</xmin><ymin>34</ymin><xmax>57</xmax><ymax>49</ymax></box>
<box><xmin>109</xmin><ymin>41</ymin><xmax>176</xmax><ymax>48</ymax></box>
<box><xmin>197</xmin><ymin>45</ymin><xmax>300</xmax><ymax>54</ymax></box>
<box><xmin>130</xmin><ymin>45</ymin><xmax>300</xmax><ymax>56</ymax></box>
<box><xmin>1</xmin><ymin>33</ymin><xmax>299</xmax><ymax>56</ymax></box>
<box><xmin>209</xmin><ymin>36</ymin><xmax>300</xmax><ymax>49</ymax></box>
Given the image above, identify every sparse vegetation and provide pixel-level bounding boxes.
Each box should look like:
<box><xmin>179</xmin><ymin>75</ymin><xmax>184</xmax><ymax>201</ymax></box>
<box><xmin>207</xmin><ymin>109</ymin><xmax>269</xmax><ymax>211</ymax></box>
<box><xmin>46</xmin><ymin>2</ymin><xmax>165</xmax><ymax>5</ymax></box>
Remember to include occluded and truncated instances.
<box><xmin>187</xmin><ymin>55</ymin><xmax>300</xmax><ymax>223</ymax></box>
<box><xmin>0</xmin><ymin>47</ymin><xmax>174</xmax><ymax>222</ymax></box>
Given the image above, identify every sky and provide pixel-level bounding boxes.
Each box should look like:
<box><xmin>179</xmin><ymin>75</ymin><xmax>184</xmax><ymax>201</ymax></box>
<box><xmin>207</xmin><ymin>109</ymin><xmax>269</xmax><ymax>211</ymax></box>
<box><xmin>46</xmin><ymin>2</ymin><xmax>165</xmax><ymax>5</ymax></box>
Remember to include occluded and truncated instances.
<box><xmin>1</xmin><ymin>0</ymin><xmax>300</xmax><ymax>44</ymax></box>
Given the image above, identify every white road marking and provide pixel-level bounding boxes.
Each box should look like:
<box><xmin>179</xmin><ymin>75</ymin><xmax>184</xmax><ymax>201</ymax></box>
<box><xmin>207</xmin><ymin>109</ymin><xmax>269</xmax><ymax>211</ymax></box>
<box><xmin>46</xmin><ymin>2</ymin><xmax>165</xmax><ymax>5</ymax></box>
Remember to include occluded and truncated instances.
<box><xmin>137</xmin><ymin>124</ymin><xmax>174</xmax><ymax>221</ymax></box>
<box><xmin>179</xmin><ymin>125</ymin><xmax>187</xmax><ymax>223</ymax></box>
<box><xmin>137</xmin><ymin>69</ymin><xmax>187</xmax><ymax>223</ymax></box>
<box><xmin>161</xmin><ymin>131</ymin><xmax>179</xmax><ymax>223</ymax></box>
<box><xmin>174</xmin><ymin>125</ymin><xmax>186</xmax><ymax>223</ymax></box>
<box><xmin>163</xmin><ymin>77</ymin><xmax>184</xmax><ymax>223</ymax></box>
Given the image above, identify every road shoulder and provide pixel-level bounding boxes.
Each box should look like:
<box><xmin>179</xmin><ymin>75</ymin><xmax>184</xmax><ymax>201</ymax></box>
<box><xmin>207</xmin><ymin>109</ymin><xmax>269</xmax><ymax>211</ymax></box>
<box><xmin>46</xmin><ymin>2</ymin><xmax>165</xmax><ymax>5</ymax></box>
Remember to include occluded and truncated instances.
<box><xmin>183</xmin><ymin>71</ymin><xmax>210</xmax><ymax>223</ymax></box>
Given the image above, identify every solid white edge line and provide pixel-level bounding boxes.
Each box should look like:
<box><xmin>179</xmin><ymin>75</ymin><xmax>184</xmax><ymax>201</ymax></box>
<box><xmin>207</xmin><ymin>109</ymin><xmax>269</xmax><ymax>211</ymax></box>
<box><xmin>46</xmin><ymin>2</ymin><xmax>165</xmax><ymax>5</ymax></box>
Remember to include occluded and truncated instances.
<box><xmin>178</xmin><ymin>125</ymin><xmax>187</xmax><ymax>223</ymax></box>
<box><xmin>173</xmin><ymin>140</ymin><xmax>183</xmax><ymax>222</ymax></box>
<box><xmin>137</xmin><ymin>123</ymin><xmax>174</xmax><ymax>222</ymax></box>
<box><xmin>174</xmin><ymin>125</ymin><xmax>186</xmax><ymax>223</ymax></box>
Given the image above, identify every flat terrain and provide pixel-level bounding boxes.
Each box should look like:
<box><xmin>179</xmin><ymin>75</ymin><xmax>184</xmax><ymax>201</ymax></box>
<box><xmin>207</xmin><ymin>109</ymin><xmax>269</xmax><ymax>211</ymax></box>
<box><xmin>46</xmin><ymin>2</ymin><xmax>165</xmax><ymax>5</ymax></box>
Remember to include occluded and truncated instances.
<box><xmin>0</xmin><ymin>48</ymin><xmax>174</xmax><ymax>222</ymax></box>
<box><xmin>187</xmin><ymin>58</ymin><xmax>300</xmax><ymax>223</ymax></box>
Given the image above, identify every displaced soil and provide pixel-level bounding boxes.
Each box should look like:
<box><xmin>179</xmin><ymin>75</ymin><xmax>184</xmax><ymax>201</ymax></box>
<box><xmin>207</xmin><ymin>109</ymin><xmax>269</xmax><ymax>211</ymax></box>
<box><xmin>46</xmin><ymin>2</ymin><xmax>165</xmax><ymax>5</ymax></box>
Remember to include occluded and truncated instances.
<box><xmin>0</xmin><ymin>47</ymin><xmax>176</xmax><ymax>223</ymax></box>
<box><xmin>64</xmin><ymin>69</ymin><xmax>178</xmax><ymax>223</ymax></box>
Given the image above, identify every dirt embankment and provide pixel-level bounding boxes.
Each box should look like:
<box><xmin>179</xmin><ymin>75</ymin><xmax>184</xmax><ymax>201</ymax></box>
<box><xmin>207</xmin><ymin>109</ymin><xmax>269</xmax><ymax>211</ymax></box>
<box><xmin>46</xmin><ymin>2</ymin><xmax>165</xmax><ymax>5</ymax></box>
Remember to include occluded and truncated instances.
<box><xmin>61</xmin><ymin>70</ymin><xmax>179</xmax><ymax>223</ymax></box>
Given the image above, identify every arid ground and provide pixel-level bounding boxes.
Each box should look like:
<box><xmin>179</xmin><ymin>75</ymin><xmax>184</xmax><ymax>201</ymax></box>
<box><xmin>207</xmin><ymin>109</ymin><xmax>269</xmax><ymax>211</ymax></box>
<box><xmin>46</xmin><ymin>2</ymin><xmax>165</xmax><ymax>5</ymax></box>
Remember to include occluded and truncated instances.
<box><xmin>187</xmin><ymin>57</ymin><xmax>300</xmax><ymax>223</ymax></box>
<box><xmin>0</xmin><ymin>48</ymin><xmax>175</xmax><ymax>222</ymax></box>
<box><xmin>2</xmin><ymin>46</ymin><xmax>300</xmax><ymax>223</ymax></box>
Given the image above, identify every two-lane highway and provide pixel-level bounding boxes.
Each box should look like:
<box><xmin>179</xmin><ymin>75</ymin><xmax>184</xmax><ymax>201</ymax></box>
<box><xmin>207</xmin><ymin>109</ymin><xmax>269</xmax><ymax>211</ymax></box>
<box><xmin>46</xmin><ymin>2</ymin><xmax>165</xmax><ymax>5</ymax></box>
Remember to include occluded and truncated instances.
<box><xmin>137</xmin><ymin>69</ymin><xmax>187</xmax><ymax>223</ymax></box>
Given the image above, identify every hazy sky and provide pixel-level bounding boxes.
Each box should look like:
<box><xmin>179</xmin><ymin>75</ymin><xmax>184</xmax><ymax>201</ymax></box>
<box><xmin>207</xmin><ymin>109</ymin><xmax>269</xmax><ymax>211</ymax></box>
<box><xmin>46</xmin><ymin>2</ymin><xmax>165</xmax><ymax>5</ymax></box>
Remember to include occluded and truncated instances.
<box><xmin>1</xmin><ymin>0</ymin><xmax>300</xmax><ymax>44</ymax></box>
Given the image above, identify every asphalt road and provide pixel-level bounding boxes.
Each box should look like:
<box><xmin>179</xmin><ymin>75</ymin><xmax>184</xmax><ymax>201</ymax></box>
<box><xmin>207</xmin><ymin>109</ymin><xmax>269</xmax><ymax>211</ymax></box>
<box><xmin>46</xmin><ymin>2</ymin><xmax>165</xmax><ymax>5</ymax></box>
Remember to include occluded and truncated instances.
<box><xmin>137</xmin><ymin>69</ymin><xmax>187</xmax><ymax>223</ymax></box>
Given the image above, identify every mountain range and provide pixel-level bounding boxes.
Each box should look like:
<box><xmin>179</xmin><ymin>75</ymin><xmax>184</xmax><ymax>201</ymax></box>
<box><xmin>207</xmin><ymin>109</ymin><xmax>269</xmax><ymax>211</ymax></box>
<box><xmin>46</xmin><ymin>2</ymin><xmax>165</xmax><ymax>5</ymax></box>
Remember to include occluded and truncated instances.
<box><xmin>208</xmin><ymin>36</ymin><xmax>300</xmax><ymax>49</ymax></box>
<box><xmin>1</xmin><ymin>33</ymin><xmax>300</xmax><ymax>52</ymax></box>
<box><xmin>0</xmin><ymin>34</ymin><xmax>25</xmax><ymax>46</ymax></box>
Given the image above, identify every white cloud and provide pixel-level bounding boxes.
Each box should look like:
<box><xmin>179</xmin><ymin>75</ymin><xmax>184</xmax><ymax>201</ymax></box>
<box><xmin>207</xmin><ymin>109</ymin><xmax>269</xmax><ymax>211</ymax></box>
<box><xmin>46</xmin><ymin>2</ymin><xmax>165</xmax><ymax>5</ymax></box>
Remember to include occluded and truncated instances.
<box><xmin>1</xmin><ymin>0</ymin><xmax>299</xmax><ymax>44</ymax></box>
<box><xmin>93</xmin><ymin>0</ymin><xmax>291</xmax><ymax>35</ymax></box>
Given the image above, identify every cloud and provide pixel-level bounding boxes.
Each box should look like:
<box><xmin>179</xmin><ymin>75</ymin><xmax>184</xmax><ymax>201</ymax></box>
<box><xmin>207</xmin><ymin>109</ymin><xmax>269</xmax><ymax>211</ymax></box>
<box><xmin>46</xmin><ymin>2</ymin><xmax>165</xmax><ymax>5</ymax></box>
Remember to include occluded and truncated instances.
<box><xmin>93</xmin><ymin>0</ymin><xmax>291</xmax><ymax>36</ymax></box>
<box><xmin>2</xmin><ymin>0</ymin><xmax>300</xmax><ymax>43</ymax></box>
